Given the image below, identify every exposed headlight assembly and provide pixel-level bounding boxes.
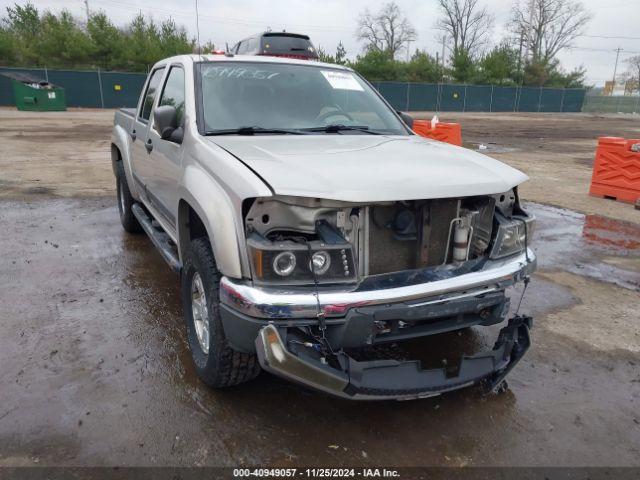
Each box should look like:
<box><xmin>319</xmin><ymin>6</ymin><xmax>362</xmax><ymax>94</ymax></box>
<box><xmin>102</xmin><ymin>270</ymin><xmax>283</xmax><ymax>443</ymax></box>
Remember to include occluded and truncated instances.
<box><xmin>489</xmin><ymin>213</ymin><xmax>535</xmax><ymax>259</ymax></box>
<box><xmin>248</xmin><ymin>234</ymin><xmax>357</xmax><ymax>285</ymax></box>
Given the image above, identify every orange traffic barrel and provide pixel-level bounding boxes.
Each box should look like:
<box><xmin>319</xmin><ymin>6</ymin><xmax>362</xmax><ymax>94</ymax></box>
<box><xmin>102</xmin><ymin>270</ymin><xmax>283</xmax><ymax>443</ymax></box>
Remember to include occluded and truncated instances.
<box><xmin>412</xmin><ymin>120</ymin><xmax>462</xmax><ymax>146</ymax></box>
<box><xmin>589</xmin><ymin>137</ymin><xmax>640</xmax><ymax>204</ymax></box>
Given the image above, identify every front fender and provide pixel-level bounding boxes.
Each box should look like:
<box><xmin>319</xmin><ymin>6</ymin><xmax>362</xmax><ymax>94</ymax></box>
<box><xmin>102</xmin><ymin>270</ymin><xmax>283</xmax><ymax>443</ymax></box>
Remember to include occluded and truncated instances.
<box><xmin>178</xmin><ymin>164</ymin><xmax>243</xmax><ymax>279</ymax></box>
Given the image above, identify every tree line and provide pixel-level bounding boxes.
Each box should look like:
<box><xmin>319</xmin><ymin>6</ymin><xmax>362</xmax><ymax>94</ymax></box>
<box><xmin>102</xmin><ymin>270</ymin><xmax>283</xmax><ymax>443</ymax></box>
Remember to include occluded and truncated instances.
<box><xmin>0</xmin><ymin>1</ymin><xmax>591</xmax><ymax>88</ymax></box>
<box><xmin>320</xmin><ymin>43</ymin><xmax>585</xmax><ymax>88</ymax></box>
<box><xmin>0</xmin><ymin>3</ymin><xmax>194</xmax><ymax>72</ymax></box>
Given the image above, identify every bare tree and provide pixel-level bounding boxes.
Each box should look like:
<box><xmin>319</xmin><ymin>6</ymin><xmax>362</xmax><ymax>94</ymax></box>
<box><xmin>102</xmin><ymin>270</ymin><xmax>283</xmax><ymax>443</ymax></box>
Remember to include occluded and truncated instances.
<box><xmin>356</xmin><ymin>2</ymin><xmax>417</xmax><ymax>59</ymax></box>
<box><xmin>435</xmin><ymin>0</ymin><xmax>494</xmax><ymax>57</ymax></box>
<box><xmin>626</xmin><ymin>55</ymin><xmax>640</xmax><ymax>94</ymax></box>
<box><xmin>510</xmin><ymin>0</ymin><xmax>592</xmax><ymax>65</ymax></box>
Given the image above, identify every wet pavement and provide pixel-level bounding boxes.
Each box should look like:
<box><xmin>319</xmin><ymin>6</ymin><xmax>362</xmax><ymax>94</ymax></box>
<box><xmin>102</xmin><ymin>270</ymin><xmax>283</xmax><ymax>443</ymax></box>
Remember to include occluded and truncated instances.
<box><xmin>0</xmin><ymin>197</ymin><xmax>639</xmax><ymax>467</ymax></box>
<box><xmin>530</xmin><ymin>202</ymin><xmax>640</xmax><ymax>291</ymax></box>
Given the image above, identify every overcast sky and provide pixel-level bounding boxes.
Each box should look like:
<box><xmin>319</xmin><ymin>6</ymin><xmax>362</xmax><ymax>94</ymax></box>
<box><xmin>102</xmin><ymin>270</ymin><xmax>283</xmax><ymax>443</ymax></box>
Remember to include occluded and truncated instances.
<box><xmin>2</xmin><ymin>0</ymin><xmax>639</xmax><ymax>86</ymax></box>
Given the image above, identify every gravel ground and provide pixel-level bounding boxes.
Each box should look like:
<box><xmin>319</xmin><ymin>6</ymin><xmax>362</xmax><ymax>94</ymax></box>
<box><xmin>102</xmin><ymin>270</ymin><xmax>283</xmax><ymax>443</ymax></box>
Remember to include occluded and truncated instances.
<box><xmin>0</xmin><ymin>108</ymin><xmax>638</xmax><ymax>468</ymax></box>
<box><xmin>413</xmin><ymin>111</ymin><xmax>640</xmax><ymax>224</ymax></box>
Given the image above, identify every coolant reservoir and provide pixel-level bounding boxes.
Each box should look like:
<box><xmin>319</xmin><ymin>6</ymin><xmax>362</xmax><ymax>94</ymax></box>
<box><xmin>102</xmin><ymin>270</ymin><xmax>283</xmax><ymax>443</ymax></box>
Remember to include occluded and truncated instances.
<box><xmin>452</xmin><ymin>216</ymin><xmax>472</xmax><ymax>262</ymax></box>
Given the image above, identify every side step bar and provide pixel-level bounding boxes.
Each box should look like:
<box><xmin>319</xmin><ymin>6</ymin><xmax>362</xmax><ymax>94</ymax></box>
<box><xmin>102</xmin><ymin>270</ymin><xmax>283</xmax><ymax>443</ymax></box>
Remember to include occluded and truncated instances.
<box><xmin>132</xmin><ymin>203</ymin><xmax>182</xmax><ymax>272</ymax></box>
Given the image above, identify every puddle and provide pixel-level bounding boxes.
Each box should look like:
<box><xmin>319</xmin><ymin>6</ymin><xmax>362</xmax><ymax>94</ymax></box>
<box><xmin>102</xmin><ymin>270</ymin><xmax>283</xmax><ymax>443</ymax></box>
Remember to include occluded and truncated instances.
<box><xmin>525</xmin><ymin>202</ymin><xmax>640</xmax><ymax>291</ymax></box>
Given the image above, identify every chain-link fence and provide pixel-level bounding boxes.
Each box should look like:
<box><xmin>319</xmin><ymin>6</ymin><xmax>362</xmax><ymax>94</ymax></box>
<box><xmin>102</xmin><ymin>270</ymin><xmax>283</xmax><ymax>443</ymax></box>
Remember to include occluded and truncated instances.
<box><xmin>582</xmin><ymin>95</ymin><xmax>640</xmax><ymax>114</ymax></box>
<box><xmin>1</xmin><ymin>65</ymin><xmax>588</xmax><ymax>113</ymax></box>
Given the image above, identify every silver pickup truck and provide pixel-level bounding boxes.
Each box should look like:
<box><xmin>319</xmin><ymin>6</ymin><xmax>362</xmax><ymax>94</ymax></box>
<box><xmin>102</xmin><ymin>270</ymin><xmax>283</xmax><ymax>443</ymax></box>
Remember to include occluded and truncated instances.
<box><xmin>111</xmin><ymin>54</ymin><xmax>536</xmax><ymax>400</ymax></box>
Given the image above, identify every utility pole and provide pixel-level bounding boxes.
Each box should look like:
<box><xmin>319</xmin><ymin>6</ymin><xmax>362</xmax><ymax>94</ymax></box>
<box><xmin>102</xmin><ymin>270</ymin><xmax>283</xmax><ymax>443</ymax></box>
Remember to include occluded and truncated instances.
<box><xmin>611</xmin><ymin>47</ymin><xmax>622</xmax><ymax>95</ymax></box>
<box><xmin>83</xmin><ymin>0</ymin><xmax>90</xmax><ymax>22</ymax></box>
<box><xmin>517</xmin><ymin>28</ymin><xmax>524</xmax><ymax>83</ymax></box>
<box><xmin>195</xmin><ymin>0</ymin><xmax>202</xmax><ymax>55</ymax></box>
<box><xmin>524</xmin><ymin>0</ymin><xmax>535</xmax><ymax>61</ymax></box>
<box><xmin>441</xmin><ymin>35</ymin><xmax>446</xmax><ymax>81</ymax></box>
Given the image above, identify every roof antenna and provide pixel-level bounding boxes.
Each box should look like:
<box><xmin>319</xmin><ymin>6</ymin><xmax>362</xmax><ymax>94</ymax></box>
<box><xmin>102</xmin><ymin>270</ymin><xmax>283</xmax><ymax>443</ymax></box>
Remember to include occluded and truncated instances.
<box><xmin>195</xmin><ymin>0</ymin><xmax>202</xmax><ymax>57</ymax></box>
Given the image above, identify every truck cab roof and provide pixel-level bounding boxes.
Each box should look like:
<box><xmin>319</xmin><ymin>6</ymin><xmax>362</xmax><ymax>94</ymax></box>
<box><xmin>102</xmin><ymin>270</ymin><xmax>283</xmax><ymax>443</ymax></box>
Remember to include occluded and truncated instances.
<box><xmin>151</xmin><ymin>54</ymin><xmax>350</xmax><ymax>71</ymax></box>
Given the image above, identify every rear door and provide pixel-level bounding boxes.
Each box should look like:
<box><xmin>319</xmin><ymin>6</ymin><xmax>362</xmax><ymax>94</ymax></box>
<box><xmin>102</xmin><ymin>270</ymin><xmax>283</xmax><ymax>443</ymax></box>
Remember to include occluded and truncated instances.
<box><xmin>130</xmin><ymin>67</ymin><xmax>165</xmax><ymax>198</ymax></box>
<box><xmin>144</xmin><ymin>64</ymin><xmax>186</xmax><ymax>227</ymax></box>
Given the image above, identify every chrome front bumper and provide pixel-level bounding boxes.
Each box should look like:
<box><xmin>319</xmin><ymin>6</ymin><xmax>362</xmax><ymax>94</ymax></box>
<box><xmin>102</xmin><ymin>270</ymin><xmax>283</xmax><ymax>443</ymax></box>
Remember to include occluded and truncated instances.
<box><xmin>220</xmin><ymin>249</ymin><xmax>536</xmax><ymax>320</ymax></box>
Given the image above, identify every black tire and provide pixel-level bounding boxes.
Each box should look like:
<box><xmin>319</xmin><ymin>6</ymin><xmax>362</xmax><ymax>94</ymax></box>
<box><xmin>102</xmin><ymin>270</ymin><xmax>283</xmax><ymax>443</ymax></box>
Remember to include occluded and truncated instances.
<box><xmin>115</xmin><ymin>161</ymin><xmax>142</xmax><ymax>233</ymax></box>
<box><xmin>181</xmin><ymin>237</ymin><xmax>261</xmax><ymax>388</ymax></box>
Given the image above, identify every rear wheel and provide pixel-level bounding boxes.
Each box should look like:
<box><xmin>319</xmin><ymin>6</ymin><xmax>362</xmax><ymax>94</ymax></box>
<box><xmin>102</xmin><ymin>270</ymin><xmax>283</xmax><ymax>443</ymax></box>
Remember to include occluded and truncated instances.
<box><xmin>115</xmin><ymin>162</ymin><xmax>142</xmax><ymax>233</ymax></box>
<box><xmin>181</xmin><ymin>237</ymin><xmax>261</xmax><ymax>387</ymax></box>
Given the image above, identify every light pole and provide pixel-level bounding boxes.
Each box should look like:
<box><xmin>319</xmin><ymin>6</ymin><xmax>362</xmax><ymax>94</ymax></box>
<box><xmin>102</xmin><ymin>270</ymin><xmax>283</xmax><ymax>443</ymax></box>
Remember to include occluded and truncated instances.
<box><xmin>611</xmin><ymin>47</ymin><xmax>622</xmax><ymax>95</ymax></box>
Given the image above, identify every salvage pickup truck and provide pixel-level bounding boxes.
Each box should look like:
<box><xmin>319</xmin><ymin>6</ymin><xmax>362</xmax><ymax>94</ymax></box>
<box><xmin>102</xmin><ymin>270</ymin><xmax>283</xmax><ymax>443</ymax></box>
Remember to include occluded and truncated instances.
<box><xmin>111</xmin><ymin>54</ymin><xmax>536</xmax><ymax>400</ymax></box>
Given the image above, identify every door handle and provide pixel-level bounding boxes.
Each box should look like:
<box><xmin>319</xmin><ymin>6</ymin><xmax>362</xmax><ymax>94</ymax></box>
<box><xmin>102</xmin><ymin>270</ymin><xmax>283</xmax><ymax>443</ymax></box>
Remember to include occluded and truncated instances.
<box><xmin>145</xmin><ymin>139</ymin><xmax>153</xmax><ymax>154</ymax></box>
<box><xmin>131</xmin><ymin>129</ymin><xmax>136</xmax><ymax>141</ymax></box>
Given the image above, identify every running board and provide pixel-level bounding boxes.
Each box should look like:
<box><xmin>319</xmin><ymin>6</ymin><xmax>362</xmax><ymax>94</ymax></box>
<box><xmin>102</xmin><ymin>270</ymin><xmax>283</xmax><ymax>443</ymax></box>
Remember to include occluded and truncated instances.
<box><xmin>132</xmin><ymin>203</ymin><xmax>182</xmax><ymax>272</ymax></box>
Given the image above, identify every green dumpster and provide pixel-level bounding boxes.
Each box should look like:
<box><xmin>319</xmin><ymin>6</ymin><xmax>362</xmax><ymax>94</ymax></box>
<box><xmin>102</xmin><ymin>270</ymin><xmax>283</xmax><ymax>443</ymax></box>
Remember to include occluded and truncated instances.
<box><xmin>1</xmin><ymin>72</ymin><xmax>66</xmax><ymax>111</ymax></box>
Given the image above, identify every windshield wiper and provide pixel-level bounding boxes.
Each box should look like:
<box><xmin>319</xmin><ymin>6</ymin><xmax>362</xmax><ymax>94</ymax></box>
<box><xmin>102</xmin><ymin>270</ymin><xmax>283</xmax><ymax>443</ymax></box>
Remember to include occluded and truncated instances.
<box><xmin>300</xmin><ymin>124</ymin><xmax>383</xmax><ymax>135</ymax></box>
<box><xmin>205</xmin><ymin>126</ymin><xmax>307</xmax><ymax>136</ymax></box>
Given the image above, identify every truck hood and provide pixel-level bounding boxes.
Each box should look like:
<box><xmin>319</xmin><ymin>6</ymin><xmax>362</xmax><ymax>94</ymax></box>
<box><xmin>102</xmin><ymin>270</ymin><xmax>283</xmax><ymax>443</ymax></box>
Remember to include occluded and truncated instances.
<box><xmin>208</xmin><ymin>135</ymin><xmax>528</xmax><ymax>202</ymax></box>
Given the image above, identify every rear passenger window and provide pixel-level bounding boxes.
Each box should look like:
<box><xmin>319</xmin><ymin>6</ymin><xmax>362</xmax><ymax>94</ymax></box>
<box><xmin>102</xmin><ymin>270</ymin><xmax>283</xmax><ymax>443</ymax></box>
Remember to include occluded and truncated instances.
<box><xmin>158</xmin><ymin>66</ymin><xmax>185</xmax><ymax>128</ymax></box>
<box><xmin>139</xmin><ymin>68</ymin><xmax>165</xmax><ymax>121</ymax></box>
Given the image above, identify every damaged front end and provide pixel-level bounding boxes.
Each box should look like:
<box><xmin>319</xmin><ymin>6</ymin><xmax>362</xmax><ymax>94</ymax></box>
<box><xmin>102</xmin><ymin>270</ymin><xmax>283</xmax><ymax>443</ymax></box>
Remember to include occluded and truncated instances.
<box><xmin>255</xmin><ymin>315</ymin><xmax>532</xmax><ymax>400</ymax></box>
<box><xmin>220</xmin><ymin>191</ymin><xmax>536</xmax><ymax>400</ymax></box>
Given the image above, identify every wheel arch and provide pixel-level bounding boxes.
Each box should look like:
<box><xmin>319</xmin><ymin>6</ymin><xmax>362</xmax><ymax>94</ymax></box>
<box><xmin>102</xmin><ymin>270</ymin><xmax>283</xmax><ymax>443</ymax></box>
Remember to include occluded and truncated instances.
<box><xmin>110</xmin><ymin>143</ymin><xmax>122</xmax><ymax>177</ymax></box>
<box><xmin>177</xmin><ymin>179</ymin><xmax>243</xmax><ymax>280</ymax></box>
<box><xmin>111</xmin><ymin>124</ymin><xmax>141</xmax><ymax>200</ymax></box>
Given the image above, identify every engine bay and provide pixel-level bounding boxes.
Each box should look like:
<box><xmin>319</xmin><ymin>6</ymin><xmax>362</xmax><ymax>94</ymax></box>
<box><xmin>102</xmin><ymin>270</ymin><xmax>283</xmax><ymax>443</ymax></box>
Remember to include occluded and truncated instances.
<box><xmin>244</xmin><ymin>190</ymin><xmax>525</xmax><ymax>284</ymax></box>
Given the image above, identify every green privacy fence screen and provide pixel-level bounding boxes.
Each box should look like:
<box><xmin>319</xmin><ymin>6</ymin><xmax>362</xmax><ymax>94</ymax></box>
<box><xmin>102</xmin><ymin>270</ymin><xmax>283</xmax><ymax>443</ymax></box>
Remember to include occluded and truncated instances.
<box><xmin>372</xmin><ymin>81</ymin><xmax>586</xmax><ymax>112</ymax></box>
<box><xmin>1</xmin><ymin>66</ymin><xmax>586</xmax><ymax>112</ymax></box>
<box><xmin>0</xmin><ymin>66</ymin><xmax>146</xmax><ymax>109</ymax></box>
<box><xmin>582</xmin><ymin>95</ymin><xmax>640</xmax><ymax>114</ymax></box>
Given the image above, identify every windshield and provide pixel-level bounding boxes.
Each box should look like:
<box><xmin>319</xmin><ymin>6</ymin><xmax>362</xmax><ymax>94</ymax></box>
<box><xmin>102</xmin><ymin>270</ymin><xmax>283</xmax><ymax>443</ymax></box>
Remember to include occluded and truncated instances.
<box><xmin>198</xmin><ymin>62</ymin><xmax>408</xmax><ymax>135</ymax></box>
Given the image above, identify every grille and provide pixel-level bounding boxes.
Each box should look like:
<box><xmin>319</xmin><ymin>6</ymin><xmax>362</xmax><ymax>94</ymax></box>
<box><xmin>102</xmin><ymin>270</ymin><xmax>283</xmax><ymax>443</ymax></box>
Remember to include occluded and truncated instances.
<box><xmin>368</xmin><ymin>205</ymin><xmax>417</xmax><ymax>274</ymax></box>
<box><xmin>367</xmin><ymin>199</ymin><xmax>460</xmax><ymax>275</ymax></box>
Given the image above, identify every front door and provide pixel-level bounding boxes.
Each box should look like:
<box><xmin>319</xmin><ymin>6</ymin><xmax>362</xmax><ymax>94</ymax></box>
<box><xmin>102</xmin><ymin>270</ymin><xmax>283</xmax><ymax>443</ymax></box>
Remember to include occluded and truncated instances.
<box><xmin>144</xmin><ymin>64</ymin><xmax>186</xmax><ymax>228</ymax></box>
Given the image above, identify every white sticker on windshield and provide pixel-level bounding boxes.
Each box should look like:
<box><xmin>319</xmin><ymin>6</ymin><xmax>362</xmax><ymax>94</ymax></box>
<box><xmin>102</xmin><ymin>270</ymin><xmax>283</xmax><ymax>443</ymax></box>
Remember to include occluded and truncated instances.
<box><xmin>321</xmin><ymin>71</ymin><xmax>364</xmax><ymax>91</ymax></box>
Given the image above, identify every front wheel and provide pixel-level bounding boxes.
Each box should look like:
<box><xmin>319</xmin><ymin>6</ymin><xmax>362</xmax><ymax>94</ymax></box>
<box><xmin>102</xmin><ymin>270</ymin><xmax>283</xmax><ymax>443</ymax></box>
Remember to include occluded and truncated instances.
<box><xmin>181</xmin><ymin>238</ymin><xmax>261</xmax><ymax>388</ymax></box>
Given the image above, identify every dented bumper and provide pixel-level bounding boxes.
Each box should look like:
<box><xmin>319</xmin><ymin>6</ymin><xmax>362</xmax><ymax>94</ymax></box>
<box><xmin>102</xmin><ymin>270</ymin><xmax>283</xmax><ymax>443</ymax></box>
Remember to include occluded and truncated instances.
<box><xmin>255</xmin><ymin>315</ymin><xmax>532</xmax><ymax>401</ymax></box>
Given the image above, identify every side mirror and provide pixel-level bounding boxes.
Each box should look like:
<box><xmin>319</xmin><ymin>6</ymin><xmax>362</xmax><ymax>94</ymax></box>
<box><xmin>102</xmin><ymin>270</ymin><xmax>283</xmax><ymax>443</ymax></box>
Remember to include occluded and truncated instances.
<box><xmin>153</xmin><ymin>105</ymin><xmax>183</xmax><ymax>144</ymax></box>
<box><xmin>167</xmin><ymin>126</ymin><xmax>184</xmax><ymax>144</ymax></box>
<box><xmin>397</xmin><ymin>111</ymin><xmax>414</xmax><ymax>129</ymax></box>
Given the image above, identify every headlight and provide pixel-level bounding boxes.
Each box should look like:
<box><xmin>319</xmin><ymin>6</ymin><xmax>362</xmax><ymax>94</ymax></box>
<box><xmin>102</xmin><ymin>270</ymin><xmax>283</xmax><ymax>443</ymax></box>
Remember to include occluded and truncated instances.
<box><xmin>248</xmin><ymin>235</ymin><xmax>357</xmax><ymax>285</ymax></box>
<box><xmin>273</xmin><ymin>251</ymin><xmax>297</xmax><ymax>277</ymax></box>
<box><xmin>489</xmin><ymin>214</ymin><xmax>535</xmax><ymax>259</ymax></box>
<box><xmin>310</xmin><ymin>251</ymin><xmax>331</xmax><ymax>275</ymax></box>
